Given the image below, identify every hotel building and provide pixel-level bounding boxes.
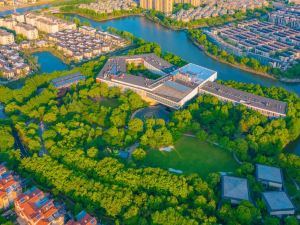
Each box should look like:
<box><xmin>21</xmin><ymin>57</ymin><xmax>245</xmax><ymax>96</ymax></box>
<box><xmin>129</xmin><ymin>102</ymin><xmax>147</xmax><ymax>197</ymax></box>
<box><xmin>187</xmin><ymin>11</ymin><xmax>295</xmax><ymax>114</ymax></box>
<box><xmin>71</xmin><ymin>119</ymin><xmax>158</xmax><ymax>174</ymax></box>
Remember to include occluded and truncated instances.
<box><xmin>0</xmin><ymin>17</ymin><xmax>16</xmax><ymax>30</ymax></box>
<box><xmin>15</xmin><ymin>187</ymin><xmax>64</xmax><ymax>225</ymax></box>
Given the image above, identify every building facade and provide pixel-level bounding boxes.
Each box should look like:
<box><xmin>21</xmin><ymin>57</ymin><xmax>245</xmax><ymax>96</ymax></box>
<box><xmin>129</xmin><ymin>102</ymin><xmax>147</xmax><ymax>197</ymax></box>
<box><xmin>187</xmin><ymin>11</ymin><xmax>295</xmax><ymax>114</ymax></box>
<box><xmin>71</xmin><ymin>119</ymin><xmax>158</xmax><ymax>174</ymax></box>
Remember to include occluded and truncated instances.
<box><xmin>14</xmin><ymin>23</ymin><xmax>39</xmax><ymax>40</ymax></box>
<box><xmin>0</xmin><ymin>29</ymin><xmax>15</xmax><ymax>45</ymax></box>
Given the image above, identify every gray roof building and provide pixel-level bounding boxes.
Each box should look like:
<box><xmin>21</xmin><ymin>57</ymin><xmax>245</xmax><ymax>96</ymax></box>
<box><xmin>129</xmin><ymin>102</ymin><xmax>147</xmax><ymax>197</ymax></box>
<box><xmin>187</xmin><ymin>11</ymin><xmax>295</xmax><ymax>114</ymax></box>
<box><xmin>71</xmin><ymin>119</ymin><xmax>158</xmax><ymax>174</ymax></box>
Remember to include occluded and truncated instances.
<box><xmin>262</xmin><ymin>192</ymin><xmax>295</xmax><ymax>216</ymax></box>
<box><xmin>222</xmin><ymin>176</ymin><xmax>250</xmax><ymax>204</ymax></box>
<box><xmin>200</xmin><ymin>81</ymin><xmax>287</xmax><ymax>117</ymax></box>
<box><xmin>51</xmin><ymin>72</ymin><xmax>86</xmax><ymax>89</ymax></box>
<box><xmin>256</xmin><ymin>164</ymin><xmax>283</xmax><ymax>189</ymax></box>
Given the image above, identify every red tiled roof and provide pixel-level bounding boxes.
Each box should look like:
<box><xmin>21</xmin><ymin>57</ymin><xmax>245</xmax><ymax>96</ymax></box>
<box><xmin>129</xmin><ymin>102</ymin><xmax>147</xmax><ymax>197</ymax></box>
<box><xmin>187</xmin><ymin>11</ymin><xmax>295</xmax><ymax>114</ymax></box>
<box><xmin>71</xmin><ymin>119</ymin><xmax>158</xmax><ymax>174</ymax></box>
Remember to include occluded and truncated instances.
<box><xmin>15</xmin><ymin>188</ymin><xmax>63</xmax><ymax>225</ymax></box>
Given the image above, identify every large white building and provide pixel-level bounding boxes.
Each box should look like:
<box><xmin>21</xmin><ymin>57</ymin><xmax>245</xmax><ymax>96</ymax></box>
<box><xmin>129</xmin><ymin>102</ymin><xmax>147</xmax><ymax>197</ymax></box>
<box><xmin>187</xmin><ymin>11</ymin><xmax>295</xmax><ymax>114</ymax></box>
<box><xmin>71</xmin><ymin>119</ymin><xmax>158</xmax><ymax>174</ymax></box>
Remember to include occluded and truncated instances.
<box><xmin>97</xmin><ymin>54</ymin><xmax>217</xmax><ymax>109</ymax></box>
<box><xmin>97</xmin><ymin>54</ymin><xmax>287</xmax><ymax>117</ymax></box>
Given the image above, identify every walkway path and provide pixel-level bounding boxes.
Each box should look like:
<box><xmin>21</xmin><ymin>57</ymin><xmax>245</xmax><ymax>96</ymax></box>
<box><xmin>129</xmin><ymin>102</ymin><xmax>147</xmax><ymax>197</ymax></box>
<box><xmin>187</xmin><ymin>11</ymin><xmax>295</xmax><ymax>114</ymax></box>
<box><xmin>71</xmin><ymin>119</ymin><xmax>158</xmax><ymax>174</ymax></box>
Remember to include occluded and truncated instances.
<box><xmin>233</xmin><ymin>152</ymin><xmax>243</xmax><ymax>165</ymax></box>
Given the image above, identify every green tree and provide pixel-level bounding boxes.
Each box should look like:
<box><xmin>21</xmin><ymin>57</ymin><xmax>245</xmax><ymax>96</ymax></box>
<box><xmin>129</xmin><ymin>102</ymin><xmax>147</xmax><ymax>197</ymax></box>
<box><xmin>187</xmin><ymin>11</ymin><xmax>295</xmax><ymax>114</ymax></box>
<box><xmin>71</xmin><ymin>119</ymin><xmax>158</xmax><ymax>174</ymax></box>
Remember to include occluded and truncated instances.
<box><xmin>132</xmin><ymin>148</ymin><xmax>147</xmax><ymax>162</ymax></box>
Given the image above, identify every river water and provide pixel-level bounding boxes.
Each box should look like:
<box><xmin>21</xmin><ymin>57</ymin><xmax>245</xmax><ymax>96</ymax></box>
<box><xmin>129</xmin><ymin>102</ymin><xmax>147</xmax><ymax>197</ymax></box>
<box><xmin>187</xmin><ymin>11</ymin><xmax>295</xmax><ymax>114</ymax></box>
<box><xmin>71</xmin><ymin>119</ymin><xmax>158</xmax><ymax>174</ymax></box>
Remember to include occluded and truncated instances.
<box><xmin>33</xmin><ymin>51</ymin><xmax>69</xmax><ymax>73</ymax></box>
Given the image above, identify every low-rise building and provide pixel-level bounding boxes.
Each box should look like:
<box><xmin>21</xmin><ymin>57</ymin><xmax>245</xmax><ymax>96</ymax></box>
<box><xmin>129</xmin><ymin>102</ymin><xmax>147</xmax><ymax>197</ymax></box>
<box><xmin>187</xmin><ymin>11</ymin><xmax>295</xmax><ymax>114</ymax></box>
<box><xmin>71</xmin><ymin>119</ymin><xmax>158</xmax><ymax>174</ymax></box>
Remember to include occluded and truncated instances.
<box><xmin>79</xmin><ymin>0</ymin><xmax>137</xmax><ymax>14</ymax></box>
<box><xmin>262</xmin><ymin>191</ymin><xmax>295</xmax><ymax>217</ymax></box>
<box><xmin>0</xmin><ymin>29</ymin><xmax>15</xmax><ymax>45</ymax></box>
<box><xmin>0</xmin><ymin>165</ymin><xmax>22</xmax><ymax>210</ymax></box>
<box><xmin>269</xmin><ymin>5</ymin><xmax>300</xmax><ymax>30</ymax></box>
<box><xmin>0</xmin><ymin>45</ymin><xmax>31</xmax><ymax>79</ymax></box>
<box><xmin>15</xmin><ymin>187</ymin><xmax>65</xmax><ymax>225</ymax></box>
<box><xmin>66</xmin><ymin>211</ymin><xmax>97</xmax><ymax>225</ymax></box>
<box><xmin>97</xmin><ymin>54</ymin><xmax>217</xmax><ymax>109</ymax></box>
<box><xmin>171</xmin><ymin>0</ymin><xmax>268</xmax><ymax>21</ymax></box>
<box><xmin>221</xmin><ymin>176</ymin><xmax>250</xmax><ymax>205</ymax></box>
<box><xmin>79</xmin><ymin>26</ymin><xmax>97</xmax><ymax>36</ymax></box>
<box><xmin>200</xmin><ymin>81</ymin><xmax>287</xmax><ymax>117</ymax></box>
<box><xmin>48</xmin><ymin>28</ymin><xmax>127</xmax><ymax>62</ymax></box>
<box><xmin>50</xmin><ymin>72</ymin><xmax>86</xmax><ymax>89</ymax></box>
<box><xmin>256</xmin><ymin>164</ymin><xmax>283</xmax><ymax>189</ymax></box>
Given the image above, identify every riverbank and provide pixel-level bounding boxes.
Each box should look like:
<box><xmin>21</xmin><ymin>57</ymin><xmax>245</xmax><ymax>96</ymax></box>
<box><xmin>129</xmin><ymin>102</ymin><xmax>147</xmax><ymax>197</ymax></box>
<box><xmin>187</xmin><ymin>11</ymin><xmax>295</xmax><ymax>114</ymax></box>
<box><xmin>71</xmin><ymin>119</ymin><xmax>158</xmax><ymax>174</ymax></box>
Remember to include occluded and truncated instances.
<box><xmin>61</xmin><ymin>11</ymin><xmax>144</xmax><ymax>23</ymax></box>
<box><xmin>57</xmin><ymin>6</ymin><xmax>144</xmax><ymax>23</ymax></box>
<box><xmin>27</xmin><ymin>47</ymin><xmax>72</xmax><ymax>65</ymax></box>
<box><xmin>0</xmin><ymin>0</ymin><xmax>56</xmax><ymax>12</ymax></box>
<box><xmin>188</xmin><ymin>36</ymin><xmax>277</xmax><ymax>80</ymax></box>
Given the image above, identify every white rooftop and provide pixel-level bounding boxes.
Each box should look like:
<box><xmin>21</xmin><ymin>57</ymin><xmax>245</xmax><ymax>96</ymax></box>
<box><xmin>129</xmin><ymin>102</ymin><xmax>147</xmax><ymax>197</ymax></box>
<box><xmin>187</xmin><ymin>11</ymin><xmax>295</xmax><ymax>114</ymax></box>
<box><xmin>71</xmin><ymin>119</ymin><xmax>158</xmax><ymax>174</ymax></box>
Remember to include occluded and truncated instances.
<box><xmin>256</xmin><ymin>164</ymin><xmax>283</xmax><ymax>184</ymax></box>
<box><xmin>222</xmin><ymin>176</ymin><xmax>250</xmax><ymax>201</ymax></box>
<box><xmin>171</xmin><ymin>63</ymin><xmax>217</xmax><ymax>84</ymax></box>
<box><xmin>263</xmin><ymin>192</ymin><xmax>295</xmax><ymax>212</ymax></box>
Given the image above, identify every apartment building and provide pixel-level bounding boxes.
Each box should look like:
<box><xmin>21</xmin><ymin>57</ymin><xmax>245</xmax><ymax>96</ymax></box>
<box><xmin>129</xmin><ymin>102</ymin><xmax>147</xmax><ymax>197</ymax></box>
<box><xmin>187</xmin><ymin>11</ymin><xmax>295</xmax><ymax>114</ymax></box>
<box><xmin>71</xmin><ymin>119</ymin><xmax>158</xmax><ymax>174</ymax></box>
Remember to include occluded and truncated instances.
<box><xmin>0</xmin><ymin>17</ymin><xmax>16</xmax><ymax>29</ymax></box>
<box><xmin>14</xmin><ymin>23</ymin><xmax>39</xmax><ymax>40</ymax></box>
<box><xmin>25</xmin><ymin>13</ymin><xmax>76</xmax><ymax>34</ymax></box>
<box><xmin>15</xmin><ymin>187</ymin><xmax>64</xmax><ymax>225</ymax></box>
<box><xmin>208</xmin><ymin>19</ymin><xmax>300</xmax><ymax>69</ymax></box>
<box><xmin>0</xmin><ymin>165</ymin><xmax>22</xmax><ymax>210</ymax></box>
<box><xmin>79</xmin><ymin>26</ymin><xmax>97</xmax><ymax>36</ymax></box>
<box><xmin>12</xmin><ymin>13</ymin><xmax>26</xmax><ymax>23</ymax></box>
<box><xmin>173</xmin><ymin>0</ymin><xmax>201</xmax><ymax>7</ymax></box>
<box><xmin>0</xmin><ymin>29</ymin><xmax>15</xmax><ymax>45</ymax></box>
<box><xmin>140</xmin><ymin>0</ymin><xmax>173</xmax><ymax>14</ymax></box>
<box><xmin>268</xmin><ymin>5</ymin><xmax>300</xmax><ymax>30</ymax></box>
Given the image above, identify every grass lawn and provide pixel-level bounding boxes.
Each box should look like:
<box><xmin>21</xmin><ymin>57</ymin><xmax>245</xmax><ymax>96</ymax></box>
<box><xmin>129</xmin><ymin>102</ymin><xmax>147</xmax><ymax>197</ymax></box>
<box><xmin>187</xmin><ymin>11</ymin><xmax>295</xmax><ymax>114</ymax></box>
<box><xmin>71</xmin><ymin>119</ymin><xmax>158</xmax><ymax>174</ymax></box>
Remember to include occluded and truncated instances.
<box><xmin>99</xmin><ymin>98</ymin><xmax>120</xmax><ymax>108</ymax></box>
<box><xmin>144</xmin><ymin>136</ymin><xmax>239</xmax><ymax>178</ymax></box>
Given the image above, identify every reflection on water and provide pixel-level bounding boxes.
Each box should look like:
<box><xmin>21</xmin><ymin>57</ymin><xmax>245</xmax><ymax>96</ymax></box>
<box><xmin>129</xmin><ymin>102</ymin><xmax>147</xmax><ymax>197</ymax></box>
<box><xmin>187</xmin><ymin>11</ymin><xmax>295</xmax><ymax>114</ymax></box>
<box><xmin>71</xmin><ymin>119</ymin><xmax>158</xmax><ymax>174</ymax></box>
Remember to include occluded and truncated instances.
<box><xmin>33</xmin><ymin>51</ymin><xmax>69</xmax><ymax>73</ymax></box>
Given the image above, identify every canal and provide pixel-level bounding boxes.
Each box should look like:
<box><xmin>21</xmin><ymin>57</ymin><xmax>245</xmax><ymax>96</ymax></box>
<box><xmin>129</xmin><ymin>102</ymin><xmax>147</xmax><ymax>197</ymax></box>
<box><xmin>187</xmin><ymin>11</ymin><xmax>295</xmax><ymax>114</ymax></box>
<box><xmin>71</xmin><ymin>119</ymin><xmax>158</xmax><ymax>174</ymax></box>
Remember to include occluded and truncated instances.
<box><xmin>33</xmin><ymin>51</ymin><xmax>69</xmax><ymax>73</ymax></box>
